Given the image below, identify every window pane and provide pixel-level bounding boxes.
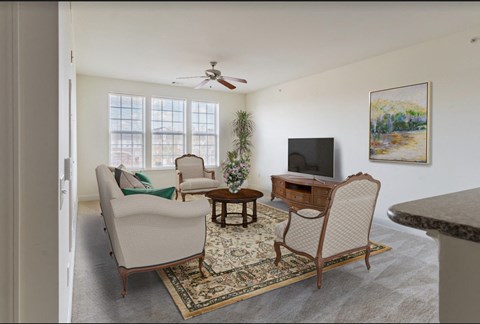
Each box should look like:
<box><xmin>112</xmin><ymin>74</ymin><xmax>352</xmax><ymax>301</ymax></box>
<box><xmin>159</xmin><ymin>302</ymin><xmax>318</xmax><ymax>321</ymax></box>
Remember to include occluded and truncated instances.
<box><xmin>172</xmin><ymin>122</ymin><xmax>183</xmax><ymax>132</ymax></box>
<box><xmin>173</xmin><ymin>111</ymin><xmax>183</xmax><ymax>122</ymax></box>
<box><xmin>192</xmin><ymin>113</ymin><xmax>198</xmax><ymax>123</ymax></box>
<box><xmin>110</xmin><ymin>120</ymin><xmax>121</xmax><ymax>132</ymax></box>
<box><xmin>121</xmin><ymin>96</ymin><xmax>132</xmax><ymax>108</ymax></box>
<box><xmin>207</xmin><ymin>123</ymin><xmax>215</xmax><ymax>133</ymax></box>
<box><xmin>199</xmin><ymin>114</ymin><xmax>207</xmax><ymax>124</ymax></box>
<box><xmin>109</xmin><ymin>93</ymin><xmax>145</xmax><ymax>168</ymax></box>
<box><xmin>110</xmin><ymin>95</ymin><xmax>121</xmax><ymax>107</ymax></box>
<box><xmin>132</xmin><ymin>108</ymin><xmax>142</xmax><ymax>120</ymax></box>
<box><xmin>110</xmin><ymin>107</ymin><xmax>121</xmax><ymax>119</ymax></box>
<box><xmin>121</xmin><ymin>120</ymin><xmax>132</xmax><ymax>131</ymax></box>
<box><xmin>122</xmin><ymin>108</ymin><xmax>131</xmax><ymax>119</ymax></box>
<box><xmin>132</xmin><ymin>97</ymin><xmax>143</xmax><ymax>108</ymax></box>
<box><xmin>207</xmin><ymin>114</ymin><xmax>214</xmax><ymax>124</ymax></box>
<box><xmin>150</xmin><ymin>97</ymin><xmax>185</xmax><ymax>168</ymax></box>
<box><xmin>199</xmin><ymin>103</ymin><xmax>206</xmax><ymax>113</ymax></box>
<box><xmin>132</xmin><ymin>121</ymin><xmax>143</xmax><ymax>132</ymax></box>
<box><xmin>164</xmin><ymin>100</ymin><xmax>172</xmax><ymax>111</ymax></box>
<box><xmin>207</xmin><ymin>104</ymin><xmax>215</xmax><ymax>114</ymax></box>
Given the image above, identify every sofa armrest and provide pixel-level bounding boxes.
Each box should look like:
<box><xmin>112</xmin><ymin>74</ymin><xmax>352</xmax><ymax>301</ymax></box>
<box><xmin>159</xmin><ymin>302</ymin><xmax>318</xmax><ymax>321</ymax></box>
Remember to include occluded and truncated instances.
<box><xmin>111</xmin><ymin>194</ymin><xmax>210</xmax><ymax>219</ymax></box>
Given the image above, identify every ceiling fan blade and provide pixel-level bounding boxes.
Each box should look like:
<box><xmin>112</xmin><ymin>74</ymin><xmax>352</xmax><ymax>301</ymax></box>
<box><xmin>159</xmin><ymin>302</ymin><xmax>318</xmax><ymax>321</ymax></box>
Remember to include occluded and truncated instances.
<box><xmin>222</xmin><ymin>76</ymin><xmax>247</xmax><ymax>84</ymax></box>
<box><xmin>217</xmin><ymin>79</ymin><xmax>236</xmax><ymax>90</ymax></box>
<box><xmin>194</xmin><ymin>79</ymin><xmax>210</xmax><ymax>89</ymax></box>
<box><xmin>176</xmin><ymin>76</ymin><xmax>206</xmax><ymax>79</ymax></box>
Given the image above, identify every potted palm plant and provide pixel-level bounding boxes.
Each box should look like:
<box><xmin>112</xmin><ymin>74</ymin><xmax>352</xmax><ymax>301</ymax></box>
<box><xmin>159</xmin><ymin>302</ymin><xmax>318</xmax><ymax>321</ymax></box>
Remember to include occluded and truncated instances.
<box><xmin>222</xmin><ymin>110</ymin><xmax>255</xmax><ymax>193</ymax></box>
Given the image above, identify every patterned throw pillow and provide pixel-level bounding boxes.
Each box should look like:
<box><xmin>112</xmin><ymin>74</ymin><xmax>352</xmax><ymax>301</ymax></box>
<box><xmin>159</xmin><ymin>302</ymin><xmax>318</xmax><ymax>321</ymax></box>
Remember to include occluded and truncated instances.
<box><xmin>114</xmin><ymin>167</ymin><xmax>145</xmax><ymax>189</ymax></box>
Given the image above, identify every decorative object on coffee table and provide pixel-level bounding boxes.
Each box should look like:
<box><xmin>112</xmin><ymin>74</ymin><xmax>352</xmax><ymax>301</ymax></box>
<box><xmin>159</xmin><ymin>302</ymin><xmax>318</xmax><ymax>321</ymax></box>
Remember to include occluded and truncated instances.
<box><xmin>221</xmin><ymin>151</ymin><xmax>250</xmax><ymax>193</ymax></box>
<box><xmin>205</xmin><ymin>188</ymin><xmax>263</xmax><ymax>228</ymax></box>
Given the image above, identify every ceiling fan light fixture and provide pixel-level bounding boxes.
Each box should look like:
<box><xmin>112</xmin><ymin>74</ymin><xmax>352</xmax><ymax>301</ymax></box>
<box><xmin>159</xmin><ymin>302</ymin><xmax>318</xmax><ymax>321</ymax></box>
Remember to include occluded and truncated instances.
<box><xmin>176</xmin><ymin>61</ymin><xmax>247</xmax><ymax>90</ymax></box>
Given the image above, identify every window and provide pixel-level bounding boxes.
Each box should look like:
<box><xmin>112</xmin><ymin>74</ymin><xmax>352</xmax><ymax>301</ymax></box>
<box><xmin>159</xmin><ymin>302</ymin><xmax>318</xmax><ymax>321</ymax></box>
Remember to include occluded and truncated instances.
<box><xmin>151</xmin><ymin>97</ymin><xmax>186</xmax><ymax>168</ymax></box>
<box><xmin>191</xmin><ymin>101</ymin><xmax>218</xmax><ymax>166</ymax></box>
<box><xmin>109</xmin><ymin>94</ymin><xmax>145</xmax><ymax>169</ymax></box>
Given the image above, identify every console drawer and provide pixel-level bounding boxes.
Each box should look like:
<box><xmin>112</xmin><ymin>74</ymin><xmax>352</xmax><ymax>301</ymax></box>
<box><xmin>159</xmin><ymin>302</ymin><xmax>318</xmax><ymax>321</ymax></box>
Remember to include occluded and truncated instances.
<box><xmin>313</xmin><ymin>187</ymin><xmax>330</xmax><ymax>207</ymax></box>
<box><xmin>285</xmin><ymin>189</ymin><xmax>312</xmax><ymax>204</ymax></box>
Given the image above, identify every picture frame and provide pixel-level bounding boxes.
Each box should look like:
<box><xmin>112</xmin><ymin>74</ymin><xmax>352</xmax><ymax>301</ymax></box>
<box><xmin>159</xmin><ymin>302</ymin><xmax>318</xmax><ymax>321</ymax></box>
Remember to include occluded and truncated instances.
<box><xmin>369</xmin><ymin>82</ymin><xmax>431</xmax><ymax>164</ymax></box>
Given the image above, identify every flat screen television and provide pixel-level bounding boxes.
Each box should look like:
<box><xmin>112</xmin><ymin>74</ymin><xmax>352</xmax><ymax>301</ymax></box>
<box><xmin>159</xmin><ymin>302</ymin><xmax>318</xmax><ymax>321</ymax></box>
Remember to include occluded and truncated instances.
<box><xmin>288</xmin><ymin>138</ymin><xmax>334</xmax><ymax>178</ymax></box>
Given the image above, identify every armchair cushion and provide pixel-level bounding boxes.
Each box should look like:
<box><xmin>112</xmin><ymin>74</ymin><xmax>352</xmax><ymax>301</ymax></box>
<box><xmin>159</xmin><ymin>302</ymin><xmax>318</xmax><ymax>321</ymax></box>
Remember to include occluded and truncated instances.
<box><xmin>179</xmin><ymin>178</ymin><xmax>220</xmax><ymax>191</ymax></box>
<box><xmin>121</xmin><ymin>186</ymin><xmax>175</xmax><ymax>199</ymax></box>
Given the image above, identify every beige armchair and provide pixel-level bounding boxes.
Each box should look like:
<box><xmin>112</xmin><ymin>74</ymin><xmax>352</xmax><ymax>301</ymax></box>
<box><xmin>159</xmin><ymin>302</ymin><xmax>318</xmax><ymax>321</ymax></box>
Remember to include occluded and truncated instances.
<box><xmin>274</xmin><ymin>172</ymin><xmax>381</xmax><ymax>289</ymax></box>
<box><xmin>175</xmin><ymin>153</ymin><xmax>220</xmax><ymax>201</ymax></box>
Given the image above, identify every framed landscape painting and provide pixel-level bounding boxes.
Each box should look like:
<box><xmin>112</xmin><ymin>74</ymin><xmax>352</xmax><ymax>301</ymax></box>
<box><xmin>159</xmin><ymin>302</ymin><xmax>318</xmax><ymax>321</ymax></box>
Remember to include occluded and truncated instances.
<box><xmin>369</xmin><ymin>82</ymin><xmax>431</xmax><ymax>163</ymax></box>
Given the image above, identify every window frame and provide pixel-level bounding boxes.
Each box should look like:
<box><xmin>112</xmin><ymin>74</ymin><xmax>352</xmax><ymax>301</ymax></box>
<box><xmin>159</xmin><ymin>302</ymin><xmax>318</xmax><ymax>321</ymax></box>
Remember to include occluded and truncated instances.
<box><xmin>108</xmin><ymin>92</ymin><xmax>146</xmax><ymax>170</ymax></box>
<box><xmin>150</xmin><ymin>96</ymin><xmax>187</xmax><ymax>170</ymax></box>
<box><xmin>190</xmin><ymin>100</ymin><xmax>219</xmax><ymax>168</ymax></box>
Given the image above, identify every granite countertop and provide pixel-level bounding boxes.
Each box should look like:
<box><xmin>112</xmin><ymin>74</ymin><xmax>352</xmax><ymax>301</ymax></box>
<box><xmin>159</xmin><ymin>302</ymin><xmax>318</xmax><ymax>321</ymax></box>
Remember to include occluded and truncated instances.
<box><xmin>387</xmin><ymin>187</ymin><xmax>480</xmax><ymax>242</ymax></box>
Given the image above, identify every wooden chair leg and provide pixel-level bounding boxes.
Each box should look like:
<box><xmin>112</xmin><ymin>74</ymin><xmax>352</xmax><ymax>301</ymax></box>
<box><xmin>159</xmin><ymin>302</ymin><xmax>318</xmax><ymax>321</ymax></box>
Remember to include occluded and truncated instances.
<box><xmin>181</xmin><ymin>193</ymin><xmax>186</xmax><ymax>202</ymax></box>
<box><xmin>365</xmin><ymin>243</ymin><xmax>371</xmax><ymax>270</ymax></box>
<box><xmin>274</xmin><ymin>242</ymin><xmax>282</xmax><ymax>266</ymax></box>
<box><xmin>118</xmin><ymin>267</ymin><xmax>128</xmax><ymax>298</ymax></box>
<box><xmin>175</xmin><ymin>190</ymin><xmax>179</xmax><ymax>200</ymax></box>
<box><xmin>315</xmin><ymin>257</ymin><xmax>323</xmax><ymax>289</ymax></box>
<box><xmin>198</xmin><ymin>254</ymin><xmax>205</xmax><ymax>278</ymax></box>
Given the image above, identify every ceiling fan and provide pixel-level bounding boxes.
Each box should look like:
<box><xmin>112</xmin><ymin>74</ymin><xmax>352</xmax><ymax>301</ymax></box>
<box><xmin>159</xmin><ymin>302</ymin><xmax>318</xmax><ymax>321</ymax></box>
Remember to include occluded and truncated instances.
<box><xmin>176</xmin><ymin>61</ymin><xmax>247</xmax><ymax>90</ymax></box>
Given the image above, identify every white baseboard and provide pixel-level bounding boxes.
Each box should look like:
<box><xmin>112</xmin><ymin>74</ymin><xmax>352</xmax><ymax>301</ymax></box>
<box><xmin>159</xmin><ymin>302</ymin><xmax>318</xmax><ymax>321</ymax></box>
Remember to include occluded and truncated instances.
<box><xmin>78</xmin><ymin>194</ymin><xmax>99</xmax><ymax>202</ymax></box>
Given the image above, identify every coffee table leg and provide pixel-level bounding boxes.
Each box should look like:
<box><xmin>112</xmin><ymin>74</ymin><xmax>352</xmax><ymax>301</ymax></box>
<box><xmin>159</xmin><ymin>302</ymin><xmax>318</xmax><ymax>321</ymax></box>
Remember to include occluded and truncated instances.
<box><xmin>211</xmin><ymin>200</ymin><xmax>216</xmax><ymax>222</ymax></box>
<box><xmin>253</xmin><ymin>200</ymin><xmax>258</xmax><ymax>222</ymax></box>
<box><xmin>221</xmin><ymin>202</ymin><xmax>227</xmax><ymax>228</ymax></box>
<box><xmin>242</xmin><ymin>202</ymin><xmax>247</xmax><ymax>228</ymax></box>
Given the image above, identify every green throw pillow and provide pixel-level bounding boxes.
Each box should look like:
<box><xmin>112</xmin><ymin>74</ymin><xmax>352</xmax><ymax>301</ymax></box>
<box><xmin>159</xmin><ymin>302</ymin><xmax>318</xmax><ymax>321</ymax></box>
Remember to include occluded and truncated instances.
<box><xmin>135</xmin><ymin>172</ymin><xmax>153</xmax><ymax>185</ymax></box>
<box><xmin>121</xmin><ymin>186</ymin><xmax>175</xmax><ymax>200</ymax></box>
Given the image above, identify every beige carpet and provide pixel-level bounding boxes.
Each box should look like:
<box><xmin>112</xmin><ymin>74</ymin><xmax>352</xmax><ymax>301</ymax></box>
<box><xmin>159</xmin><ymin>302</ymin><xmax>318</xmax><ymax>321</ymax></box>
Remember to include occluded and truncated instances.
<box><xmin>157</xmin><ymin>202</ymin><xmax>391</xmax><ymax>319</ymax></box>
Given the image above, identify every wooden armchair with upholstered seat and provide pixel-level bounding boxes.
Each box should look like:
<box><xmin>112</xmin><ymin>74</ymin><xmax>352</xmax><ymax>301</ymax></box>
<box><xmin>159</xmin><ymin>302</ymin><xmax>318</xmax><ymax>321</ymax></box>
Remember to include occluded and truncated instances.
<box><xmin>273</xmin><ymin>172</ymin><xmax>381</xmax><ymax>288</ymax></box>
<box><xmin>175</xmin><ymin>153</ymin><xmax>220</xmax><ymax>201</ymax></box>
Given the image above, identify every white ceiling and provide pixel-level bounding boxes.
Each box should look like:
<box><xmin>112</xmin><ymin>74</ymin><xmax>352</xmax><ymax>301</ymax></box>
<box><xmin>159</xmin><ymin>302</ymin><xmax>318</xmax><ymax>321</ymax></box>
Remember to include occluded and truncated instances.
<box><xmin>72</xmin><ymin>1</ymin><xmax>480</xmax><ymax>94</ymax></box>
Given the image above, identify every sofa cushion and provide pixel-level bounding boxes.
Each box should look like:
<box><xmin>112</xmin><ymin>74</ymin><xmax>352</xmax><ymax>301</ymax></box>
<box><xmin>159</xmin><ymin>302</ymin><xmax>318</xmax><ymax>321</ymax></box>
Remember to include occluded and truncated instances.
<box><xmin>121</xmin><ymin>186</ymin><xmax>176</xmax><ymax>199</ymax></box>
<box><xmin>115</xmin><ymin>167</ymin><xmax>145</xmax><ymax>189</ymax></box>
<box><xmin>179</xmin><ymin>178</ymin><xmax>220</xmax><ymax>191</ymax></box>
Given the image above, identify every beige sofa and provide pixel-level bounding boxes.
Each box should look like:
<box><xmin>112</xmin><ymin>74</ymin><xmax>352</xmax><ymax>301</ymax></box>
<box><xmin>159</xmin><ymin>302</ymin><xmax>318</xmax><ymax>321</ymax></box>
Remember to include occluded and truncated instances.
<box><xmin>95</xmin><ymin>164</ymin><xmax>210</xmax><ymax>297</ymax></box>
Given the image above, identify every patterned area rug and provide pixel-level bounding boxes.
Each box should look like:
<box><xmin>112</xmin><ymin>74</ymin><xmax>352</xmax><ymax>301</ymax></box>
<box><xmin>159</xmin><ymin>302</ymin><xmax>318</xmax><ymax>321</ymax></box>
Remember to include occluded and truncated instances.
<box><xmin>157</xmin><ymin>202</ymin><xmax>391</xmax><ymax>320</ymax></box>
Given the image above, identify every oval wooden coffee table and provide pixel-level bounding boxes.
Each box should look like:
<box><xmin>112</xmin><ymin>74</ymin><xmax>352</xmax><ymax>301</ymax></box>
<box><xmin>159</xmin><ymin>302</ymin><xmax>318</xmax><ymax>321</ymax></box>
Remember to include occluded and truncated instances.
<box><xmin>205</xmin><ymin>188</ymin><xmax>264</xmax><ymax>228</ymax></box>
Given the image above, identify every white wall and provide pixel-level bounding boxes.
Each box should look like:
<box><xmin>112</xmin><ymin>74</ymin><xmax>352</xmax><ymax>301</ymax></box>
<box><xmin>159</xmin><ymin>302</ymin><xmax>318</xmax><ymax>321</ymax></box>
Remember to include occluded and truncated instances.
<box><xmin>0</xmin><ymin>2</ymin><xmax>14</xmax><ymax>322</ymax></box>
<box><xmin>58</xmin><ymin>2</ymin><xmax>77</xmax><ymax>322</ymax></box>
<box><xmin>0</xmin><ymin>2</ymin><xmax>77</xmax><ymax>322</ymax></box>
<box><xmin>247</xmin><ymin>25</ymin><xmax>480</xmax><ymax>234</ymax></box>
<box><xmin>77</xmin><ymin>75</ymin><xmax>246</xmax><ymax>200</ymax></box>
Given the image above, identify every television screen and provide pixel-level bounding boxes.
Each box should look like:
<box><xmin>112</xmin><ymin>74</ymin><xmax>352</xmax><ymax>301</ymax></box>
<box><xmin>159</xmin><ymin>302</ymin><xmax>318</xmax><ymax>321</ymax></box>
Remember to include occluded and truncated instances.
<box><xmin>288</xmin><ymin>138</ymin><xmax>334</xmax><ymax>178</ymax></box>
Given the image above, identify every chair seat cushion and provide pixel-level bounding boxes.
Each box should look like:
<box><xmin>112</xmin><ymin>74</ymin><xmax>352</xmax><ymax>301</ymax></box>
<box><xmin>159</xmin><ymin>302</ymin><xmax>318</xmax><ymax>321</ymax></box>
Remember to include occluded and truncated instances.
<box><xmin>274</xmin><ymin>220</ymin><xmax>288</xmax><ymax>242</ymax></box>
<box><xmin>180</xmin><ymin>178</ymin><xmax>220</xmax><ymax>191</ymax></box>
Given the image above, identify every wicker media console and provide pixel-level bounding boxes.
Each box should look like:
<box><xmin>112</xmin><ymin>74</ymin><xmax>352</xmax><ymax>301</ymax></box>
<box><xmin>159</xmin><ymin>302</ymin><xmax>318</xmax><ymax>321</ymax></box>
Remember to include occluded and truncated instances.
<box><xmin>271</xmin><ymin>174</ymin><xmax>339</xmax><ymax>210</ymax></box>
